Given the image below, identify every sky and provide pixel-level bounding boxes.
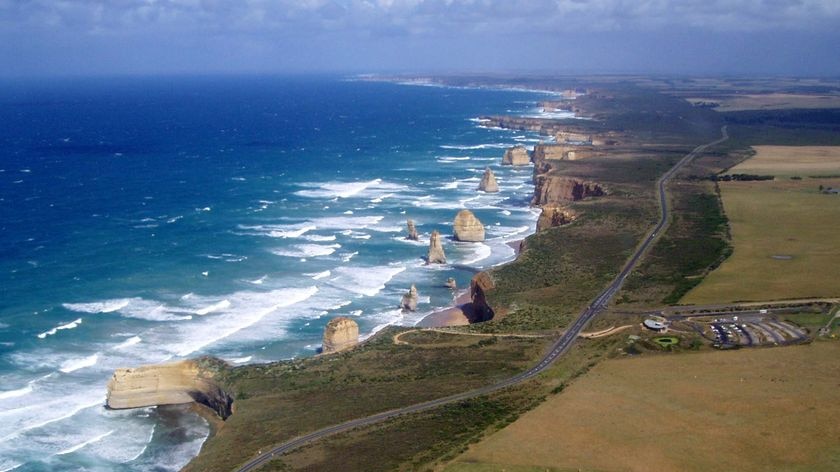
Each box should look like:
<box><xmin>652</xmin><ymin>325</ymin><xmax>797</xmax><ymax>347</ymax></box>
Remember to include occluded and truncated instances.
<box><xmin>2</xmin><ymin>0</ymin><xmax>839</xmax><ymax>77</ymax></box>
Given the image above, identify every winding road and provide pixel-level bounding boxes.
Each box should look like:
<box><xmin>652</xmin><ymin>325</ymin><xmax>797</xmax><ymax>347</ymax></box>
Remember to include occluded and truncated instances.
<box><xmin>235</xmin><ymin>126</ymin><xmax>729</xmax><ymax>471</ymax></box>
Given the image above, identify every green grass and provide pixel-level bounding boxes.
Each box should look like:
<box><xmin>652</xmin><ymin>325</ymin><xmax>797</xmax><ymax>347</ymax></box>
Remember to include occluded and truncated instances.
<box><xmin>652</xmin><ymin>336</ymin><xmax>680</xmax><ymax>348</ymax></box>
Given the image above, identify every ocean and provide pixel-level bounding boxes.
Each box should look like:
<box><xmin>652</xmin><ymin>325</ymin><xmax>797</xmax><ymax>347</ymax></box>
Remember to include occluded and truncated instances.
<box><xmin>0</xmin><ymin>76</ymin><xmax>566</xmax><ymax>471</ymax></box>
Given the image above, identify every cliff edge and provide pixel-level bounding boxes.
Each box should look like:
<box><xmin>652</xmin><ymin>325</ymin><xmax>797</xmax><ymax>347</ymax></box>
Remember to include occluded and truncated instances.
<box><xmin>106</xmin><ymin>359</ymin><xmax>232</xmax><ymax>419</ymax></box>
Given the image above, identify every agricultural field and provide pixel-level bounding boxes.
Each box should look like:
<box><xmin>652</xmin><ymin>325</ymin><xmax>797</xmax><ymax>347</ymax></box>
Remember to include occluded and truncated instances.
<box><xmin>446</xmin><ymin>342</ymin><xmax>840</xmax><ymax>472</ymax></box>
<box><xmin>685</xmin><ymin>93</ymin><xmax>840</xmax><ymax>112</ymax></box>
<box><xmin>683</xmin><ymin>177</ymin><xmax>840</xmax><ymax>304</ymax></box>
<box><xmin>729</xmin><ymin>146</ymin><xmax>840</xmax><ymax>177</ymax></box>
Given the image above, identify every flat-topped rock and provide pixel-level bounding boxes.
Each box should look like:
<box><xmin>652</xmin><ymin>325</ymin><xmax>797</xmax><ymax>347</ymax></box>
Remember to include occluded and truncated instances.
<box><xmin>453</xmin><ymin>209</ymin><xmax>485</xmax><ymax>242</ymax></box>
<box><xmin>322</xmin><ymin>317</ymin><xmax>359</xmax><ymax>353</ymax></box>
<box><xmin>502</xmin><ymin>146</ymin><xmax>530</xmax><ymax>166</ymax></box>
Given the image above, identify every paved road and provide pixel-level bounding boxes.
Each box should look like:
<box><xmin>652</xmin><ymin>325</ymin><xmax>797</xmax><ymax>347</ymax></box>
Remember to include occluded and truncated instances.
<box><xmin>234</xmin><ymin>127</ymin><xmax>729</xmax><ymax>472</ymax></box>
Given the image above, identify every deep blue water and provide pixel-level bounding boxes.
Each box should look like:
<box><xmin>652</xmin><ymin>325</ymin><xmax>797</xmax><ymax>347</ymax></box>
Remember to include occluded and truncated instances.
<box><xmin>0</xmin><ymin>76</ymin><xmax>561</xmax><ymax>471</ymax></box>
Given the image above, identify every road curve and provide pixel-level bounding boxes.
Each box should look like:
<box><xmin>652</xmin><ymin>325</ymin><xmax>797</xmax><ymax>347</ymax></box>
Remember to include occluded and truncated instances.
<box><xmin>235</xmin><ymin>126</ymin><xmax>729</xmax><ymax>471</ymax></box>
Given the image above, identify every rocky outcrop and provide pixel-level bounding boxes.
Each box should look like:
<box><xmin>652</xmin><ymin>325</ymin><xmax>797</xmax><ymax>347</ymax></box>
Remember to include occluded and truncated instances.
<box><xmin>533</xmin><ymin>176</ymin><xmax>605</xmax><ymax>205</ymax></box>
<box><xmin>406</xmin><ymin>219</ymin><xmax>419</xmax><ymax>241</ymax></box>
<box><xmin>470</xmin><ymin>272</ymin><xmax>495</xmax><ymax>322</ymax></box>
<box><xmin>556</xmin><ymin>131</ymin><xmax>592</xmax><ymax>144</ymax></box>
<box><xmin>445</xmin><ymin>278</ymin><xmax>457</xmax><ymax>289</ymax></box>
<box><xmin>401</xmin><ymin>285</ymin><xmax>419</xmax><ymax>311</ymax></box>
<box><xmin>478</xmin><ymin>167</ymin><xmax>499</xmax><ymax>193</ymax></box>
<box><xmin>532</xmin><ymin>144</ymin><xmax>570</xmax><ymax>162</ymax></box>
<box><xmin>453</xmin><ymin>209</ymin><xmax>485</xmax><ymax>242</ymax></box>
<box><xmin>502</xmin><ymin>146</ymin><xmax>530</xmax><ymax>166</ymax></box>
<box><xmin>106</xmin><ymin>359</ymin><xmax>233</xmax><ymax>419</ymax></box>
<box><xmin>322</xmin><ymin>317</ymin><xmax>359</xmax><ymax>354</ymax></box>
<box><xmin>537</xmin><ymin>204</ymin><xmax>578</xmax><ymax>231</ymax></box>
<box><xmin>427</xmin><ymin>230</ymin><xmax>446</xmax><ymax>264</ymax></box>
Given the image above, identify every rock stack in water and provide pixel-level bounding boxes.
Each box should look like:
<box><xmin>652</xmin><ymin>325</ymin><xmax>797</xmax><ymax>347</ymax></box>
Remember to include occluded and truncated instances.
<box><xmin>406</xmin><ymin>219</ymin><xmax>419</xmax><ymax>241</ymax></box>
<box><xmin>400</xmin><ymin>285</ymin><xmax>419</xmax><ymax>311</ymax></box>
<box><xmin>478</xmin><ymin>167</ymin><xmax>499</xmax><ymax>193</ymax></box>
<box><xmin>502</xmin><ymin>146</ymin><xmax>530</xmax><ymax>166</ymax></box>
<box><xmin>322</xmin><ymin>317</ymin><xmax>359</xmax><ymax>354</ymax></box>
<box><xmin>453</xmin><ymin>209</ymin><xmax>485</xmax><ymax>242</ymax></box>
<box><xmin>427</xmin><ymin>230</ymin><xmax>446</xmax><ymax>264</ymax></box>
<box><xmin>445</xmin><ymin>278</ymin><xmax>457</xmax><ymax>289</ymax></box>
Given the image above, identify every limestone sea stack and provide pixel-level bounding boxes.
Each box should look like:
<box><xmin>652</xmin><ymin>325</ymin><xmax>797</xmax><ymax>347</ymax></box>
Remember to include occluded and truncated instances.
<box><xmin>478</xmin><ymin>167</ymin><xmax>499</xmax><ymax>193</ymax></box>
<box><xmin>406</xmin><ymin>219</ymin><xmax>419</xmax><ymax>241</ymax></box>
<box><xmin>445</xmin><ymin>278</ymin><xmax>457</xmax><ymax>289</ymax></box>
<box><xmin>502</xmin><ymin>146</ymin><xmax>530</xmax><ymax>166</ymax></box>
<box><xmin>427</xmin><ymin>230</ymin><xmax>446</xmax><ymax>264</ymax></box>
<box><xmin>106</xmin><ymin>359</ymin><xmax>233</xmax><ymax>419</ymax></box>
<box><xmin>401</xmin><ymin>284</ymin><xmax>419</xmax><ymax>311</ymax></box>
<box><xmin>322</xmin><ymin>317</ymin><xmax>359</xmax><ymax>354</ymax></box>
<box><xmin>453</xmin><ymin>209</ymin><xmax>485</xmax><ymax>242</ymax></box>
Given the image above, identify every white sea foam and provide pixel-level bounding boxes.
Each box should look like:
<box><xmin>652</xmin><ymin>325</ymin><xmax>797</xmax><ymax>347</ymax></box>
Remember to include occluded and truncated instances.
<box><xmin>460</xmin><ymin>243</ymin><xmax>493</xmax><ymax>265</ymax></box>
<box><xmin>271</xmin><ymin>243</ymin><xmax>341</xmax><ymax>258</ymax></box>
<box><xmin>309</xmin><ymin>270</ymin><xmax>331</xmax><ymax>280</ymax></box>
<box><xmin>194</xmin><ymin>300</ymin><xmax>232</xmax><ymax>316</ymax></box>
<box><xmin>227</xmin><ymin>356</ymin><xmax>252</xmax><ymax>364</ymax></box>
<box><xmin>114</xmin><ymin>336</ymin><xmax>142</xmax><ymax>350</ymax></box>
<box><xmin>331</xmin><ymin>266</ymin><xmax>406</xmax><ymax>297</ymax></box>
<box><xmin>303</xmin><ymin>234</ymin><xmax>337</xmax><ymax>242</ymax></box>
<box><xmin>439</xmin><ymin>143</ymin><xmax>509</xmax><ymax>150</ymax></box>
<box><xmin>37</xmin><ymin>318</ymin><xmax>82</xmax><ymax>339</ymax></box>
<box><xmin>295</xmin><ymin>179</ymin><xmax>405</xmax><ymax>199</ymax></box>
<box><xmin>249</xmin><ymin>275</ymin><xmax>267</xmax><ymax>285</ymax></box>
<box><xmin>55</xmin><ymin>430</ymin><xmax>114</xmax><ymax>456</ymax></box>
<box><xmin>442</xmin><ymin>180</ymin><xmax>459</xmax><ymax>189</ymax></box>
<box><xmin>167</xmin><ymin>286</ymin><xmax>318</xmax><ymax>357</ymax></box>
<box><xmin>58</xmin><ymin>354</ymin><xmax>99</xmax><ymax>373</ymax></box>
<box><xmin>341</xmin><ymin>251</ymin><xmax>358</xmax><ymax>262</ymax></box>
<box><xmin>0</xmin><ymin>386</ymin><xmax>32</xmax><ymax>401</ymax></box>
<box><xmin>62</xmin><ymin>299</ymin><xmax>130</xmax><ymax>314</ymax></box>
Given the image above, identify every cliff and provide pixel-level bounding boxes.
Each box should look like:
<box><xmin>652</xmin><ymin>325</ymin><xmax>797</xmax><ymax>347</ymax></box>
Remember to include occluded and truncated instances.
<box><xmin>533</xmin><ymin>175</ymin><xmax>605</xmax><ymax>205</ymax></box>
<box><xmin>537</xmin><ymin>204</ymin><xmax>578</xmax><ymax>231</ymax></box>
<box><xmin>427</xmin><ymin>230</ymin><xmax>446</xmax><ymax>264</ymax></box>
<box><xmin>478</xmin><ymin>167</ymin><xmax>499</xmax><ymax>193</ymax></box>
<box><xmin>469</xmin><ymin>272</ymin><xmax>496</xmax><ymax>322</ymax></box>
<box><xmin>106</xmin><ymin>359</ymin><xmax>232</xmax><ymax>419</ymax></box>
<box><xmin>453</xmin><ymin>209</ymin><xmax>485</xmax><ymax>242</ymax></box>
<box><xmin>502</xmin><ymin>146</ymin><xmax>530</xmax><ymax>166</ymax></box>
<box><xmin>322</xmin><ymin>317</ymin><xmax>359</xmax><ymax>353</ymax></box>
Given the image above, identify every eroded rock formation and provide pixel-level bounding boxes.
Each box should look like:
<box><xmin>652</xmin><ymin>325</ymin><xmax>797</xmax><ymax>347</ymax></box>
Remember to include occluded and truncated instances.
<box><xmin>478</xmin><ymin>167</ymin><xmax>499</xmax><ymax>193</ymax></box>
<box><xmin>406</xmin><ymin>219</ymin><xmax>419</xmax><ymax>241</ymax></box>
<box><xmin>401</xmin><ymin>285</ymin><xmax>419</xmax><ymax>311</ymax></box>
<box><xmin>556</xmin><ymin>131</ymin><xmax>593</xmax><ymax>144</ymax></box>
<box><xmin>445</xmin><ymin>278</ymin><xmax>457</xmax><ymax>289</ymax></box>
<box><xmin>537</xmin><ymin>204</ymin><xmax>578</xmax><ymax>231</ymax></box>
<box><xmin>106</xmin><ymin>359</ymin><xmax>232</xmax><ymax>419</ymax></box>
<box><xmin>453</xmin><ymin>209</ymin><xmax>485</xmax><ymax>242</ymax></box>
<box><xmin>470</xmin><ymin>272</ymin><xmax>495</xmax><ymax>323</ymax></box>
<box><xmin>502</xmin><ymin>146</ymin><xmax>530</xmax><ymax>166</ymax></box>
<box><xmin>427</xmin><ymin>230</ymin><xmax>446</xmax><ymax>264</ymax></box>
<box><xmin>322</xmin><ymin>317</ymin><xmax>359</xmax><ymax>354</ymax></box>
<box><xmin>533</xmin><ymin>176</ymin><xmax>605</xmax><ymax>205</ymax></box>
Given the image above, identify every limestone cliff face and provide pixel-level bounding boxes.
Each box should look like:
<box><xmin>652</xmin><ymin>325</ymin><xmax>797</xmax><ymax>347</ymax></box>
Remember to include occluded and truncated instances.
<box><xmin>470</xmin><ymin>272</ymin><xmax>495</xmax><ymax>323</ymax></box>
<box><xmin>532</xmin><ymin>144</ymin><xmax>571</xmax><ymax>163</ymax></box>
<box><xmin>556</xmin><ymin>131</ymin><xmax>592</xmax><ymax>144</ymax></box>
<box><xmin>502</xmin><ymin>146</ymin><xmax>530</xmax><ymax>166</ymax></box>
<box><xmin>453</xmin><ymin>209</ymin><xmax>485</xmax><ymax>242</ymax></box>
<box><xmin>106</xmin><ymin>359</ymin><xmax>232</xmax><ymax>419</ymax></box>
<box><xmin>478</xmin><ymin>167</ymin><xmax>499</xmax><ymax>193</ymax></box>
<box><xmin>406</xmin><ymin>219</ymin><xmax>419</xmax><ymax>241</ymax></box>
<box><xmin>537</xmin><ymin>204</ymin><xmax>578</xmax><ymax>231</ymax></box>
<box><xmin>322</xmin><ymin>317</ymin><xmax>359</xmax><ymax>353</ymax></box>
<box><xmin>401</xmin><ymin>285</ymin><xmax>419</xmax><ymax>311</ymax></box>
<box><xmin>533</xmin><ymin>175</ymin><xmax>605</xmax><ymax>205</ymax></box>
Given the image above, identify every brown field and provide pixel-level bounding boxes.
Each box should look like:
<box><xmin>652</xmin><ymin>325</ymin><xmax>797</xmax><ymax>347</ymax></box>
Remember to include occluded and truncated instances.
<box><xmin>729</xmin><ymin>146</ymin><xmax>840</xmax><ymax>177</ymax></box>
<box><xmin>686</xmin><ymin>93</ymin><xmax>840</xmax><ymax>111</ymax></box>
<box><xmin>682</xmin><ymin>178</ymin><xmax>840</xmax><ymax>304</ymax></box>
<box><xmin>446</xmin><ymin>342</ymin><xmax>840</xmax><ymax>472</ymax></box>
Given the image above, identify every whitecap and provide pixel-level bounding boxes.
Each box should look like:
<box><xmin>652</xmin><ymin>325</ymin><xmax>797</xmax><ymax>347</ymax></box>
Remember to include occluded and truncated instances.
<box><xmin>461</xmin><ymin>243</ymin><xmax>493</xmax><ymax>265</ymax></box>
<box><xmin>309</xmin><ymin>270</ymin><xmax>331</xmax><ymax>280</ymax></box>
<box><xmin>340</xmin><ymin>251</ymin><xmax>358</xmax><ymax>262</ymax></box>
<box><xmin>37</xmin><ymin>318</ymin><xmax>82</xmax><ymax>339</ymax></box>
<box><xmin>248</xmin><ymin>275</ymin><xmax>267</xmax><ymax>285</ymax></box>
<box><xmin>55</xmin><ymin>430</ymin><xmax>114</xmax><ymax>456</ymax></box>
<box><xmin>59</xmin><ymin>354</ymin><xmax>99</xmax><ymax>373</ymax></box>
<box><xmin>62</xmin><ymin>299</ymin><xmax>130</xmax><ymax>314</ymax></box>
<box><xmin>271</xmin><ymin>243</ymin><xmax>341</xmax><ymax>258</ymax></box>
<box><xmin>295</xmin><ymin>179</ymin><xmax>386</xmax><ymax>199</ymax></box>
<box><xmin>303</xmin><ymin>234</ymin><xmax>337</xmax><ymax>242</ymax></box>
<box><xmin>0</xmin><ymin>386</ymin><xmax>33</xmax><ymax>401</ymax></box>
<box><xmin>194</xmin><ymin>300</ymin><xmax>232</xmax><ymax>316</ymax></box>
<box><xmin>330</xmin><ymin>266</ymin><xmax>406</xmax><ymax>297</ymax></box>
<box><xmin>114</xmin><ymin>336</ymin><xmax>142</xmax><ymax>350</ymax></box>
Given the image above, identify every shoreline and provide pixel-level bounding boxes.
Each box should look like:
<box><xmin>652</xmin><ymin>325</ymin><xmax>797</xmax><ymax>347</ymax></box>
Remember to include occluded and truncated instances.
<box><xmin>416</xmin><ymin>238</ymin><xmax>525</xmax><ymax>328</ymax></box>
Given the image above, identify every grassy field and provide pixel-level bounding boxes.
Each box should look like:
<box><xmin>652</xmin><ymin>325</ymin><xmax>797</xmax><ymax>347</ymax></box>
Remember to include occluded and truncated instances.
<box><xmin>683</xmin><ymin>178</ymin><xmax>840</xmax><ymax>304</ymax></box>
<box><xmin>686</xmin><ymin>93</ymin><xmax>840</xmax><ymax>112</ymax></box>
<box><xmin>729</xmin><ymin>146</ymin><xmax>840</xmax><ymax>177</ymax></box>
<box><xmin>447</xmin><ymin>342</ymin><xmax>840</xmax><ymax>472</ymax></box>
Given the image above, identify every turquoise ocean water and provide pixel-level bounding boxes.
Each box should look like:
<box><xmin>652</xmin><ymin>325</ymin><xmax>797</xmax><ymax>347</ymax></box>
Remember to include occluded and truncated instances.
<box><xmin>0</xmin><ymin>76</ymin><xmax>569</xmax><ymax>471</ymax></box>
